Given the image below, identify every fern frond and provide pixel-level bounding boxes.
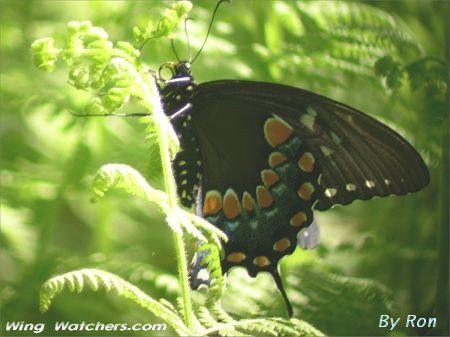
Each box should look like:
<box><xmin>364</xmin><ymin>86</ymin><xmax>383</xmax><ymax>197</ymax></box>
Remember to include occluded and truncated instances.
<box><xmin>193</xmin><ymin>304</ymin><xmax>323</xmax><ymax>336</ymax></box>
<box><xmin>287</xmin><ymin>266</ymin><xmax>394</xmax><ymax>335</ymax></box>
<box><xmin>261</xmin><ymin>1</ymin><xmax>423</xmax><ymax>85</ymax></box>
<box><xmin>200</xmin><ymin>315</ymin><xmax>324</xmax><ymax>337</ymax></box>
<box><xmin>297</xmin><ymin>1</ymin><xmax>421</xmax><ymax>57</ymax></box>
<box><xmin>209</xmin><ymin>302</ymin><xmax>234</xmax><ymax>322</ymax></box>
<box><xmin>196</xmin><ymin>306</ymin><xmax>222</xmax><ymax>330</ymax></box>
<box><xmin>183</xmin><ymin>211</ymin><xmax>229</xmax><ymax>246</ymax></box>
<box><xmin>90</xmin><ymin>163</ymin><xmax>166</xmax><ymax>205</ymax></box>
<box><xmin>193</xmin><ymin>244</ymin><xmax>226</xmax><ymax>306</ymax></box>
<box><xmin>133</xmin><ymin>1</ymin><xmax>192</xmax><ymax>47</ymax></box>
<box><xmin>39</xmin><ymin>268</ymin><xmax>191</xmax><ymax>335</ymax></box>
<box><xmin>90</xmin><ymin>163</ymin><xmax>227</xmax><ymax>244</ymax></box>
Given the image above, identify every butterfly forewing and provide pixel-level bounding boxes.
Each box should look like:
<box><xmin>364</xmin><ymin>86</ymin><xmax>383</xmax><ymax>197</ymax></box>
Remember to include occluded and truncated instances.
<box><xmin>194</xmin><ymin>80</ymin><xmax>429</xmax><ymax>210</ymax></box>
<box><xmin>191</xmin><ymin>96</ymin><xmax>272</xmax><ymax>193</ymax></box>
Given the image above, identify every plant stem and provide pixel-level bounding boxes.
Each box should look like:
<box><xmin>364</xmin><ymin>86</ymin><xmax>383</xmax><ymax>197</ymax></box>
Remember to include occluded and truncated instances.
<box><xmin>145</xmin><ymin>74</ymin><xmax>194</xmax><ymax>330</ymax></box>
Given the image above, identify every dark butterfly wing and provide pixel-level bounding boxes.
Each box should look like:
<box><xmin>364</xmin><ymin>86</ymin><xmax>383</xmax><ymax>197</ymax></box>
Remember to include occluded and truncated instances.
<box><xmin>192</xmin><ymin>80</ymin><xmax>429</xmax><ymax>211</ymax></box>
<box><xmin>171</xmin><ymin>78</ymin><xmax>428</xmax><ymax>316</ymax></box>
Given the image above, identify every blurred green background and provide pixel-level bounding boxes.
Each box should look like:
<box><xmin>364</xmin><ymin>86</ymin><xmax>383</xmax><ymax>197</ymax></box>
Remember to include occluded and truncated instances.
<box><xmin>1</xmin><ymin>1</ymin><xmax>448</xmax><ymax>336</ymax></box>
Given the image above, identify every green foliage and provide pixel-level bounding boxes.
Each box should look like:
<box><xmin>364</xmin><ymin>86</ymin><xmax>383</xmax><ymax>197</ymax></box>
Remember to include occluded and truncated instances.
<box><xmin>133</xmin><ymin>0</ymin><xmax>193</xmax><ymax>47</ymax></box>
<box><xmin>255</xmin><ymin>0</ymin><xmax>421</xmax><ymax>84</ymax></box>
<box><xmin>375</xmin><ymin>55</ymin><xmax>448</xmax><ymax>124</ymax></box>
<box><xmin>199</xmin><ymin>314</ymin><xmax>324</xmax><ymax>336</ymax></box>
<box><xmin>194</xmin><ymin>243</ymin><xmax>226</xmax><ymax>306</ymax></box>
<box><xmin>40</xmin><ymin>269</ymin><xmax>190</xmax><ymax>334</ymax></box>
<box><xmin>219</xmin><ymin>265</ymin><xmax>393</xmax><ymax>335</ymax></box>
<box><xmin>288</xmin><ymin>267</ymin><xmax>394</xmax><ymax>335</ymax></box>
<box><xmin>38</xmin><ymin>267</ymin><xmax>322</xmax><ymax>336</ymax></box>
<box><xmin>90</xmin><ymin>162</ymin><xmax>226</xmax><ymax>247</ymax></box>
<box><xmin>2</xmin><ymin>0</ymin><xmax>448</xmax><ymax>336</ymax></box>
<box><xmin>90</xmin><ymin>163</ymin><xmax>167</xmax><ymax>204</ymax></box>
<box><xmin>32</xmin><ymin>21</ymin><xmax>151</xmax><ymax>115</ymax></box>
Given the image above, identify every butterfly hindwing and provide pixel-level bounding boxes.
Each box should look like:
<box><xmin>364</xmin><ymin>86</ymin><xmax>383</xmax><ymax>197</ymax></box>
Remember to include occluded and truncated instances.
<box><xmin>190</xmin><ymin>90</ymin><xmax>319</xmax><ymax>266</ymax></box>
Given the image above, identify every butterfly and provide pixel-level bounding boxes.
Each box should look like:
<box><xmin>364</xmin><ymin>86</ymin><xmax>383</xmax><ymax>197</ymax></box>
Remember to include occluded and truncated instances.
<box><xmin>156</xmin><ymin>59</ymin><xmax>429</xmax><ymax>316</ymax></box>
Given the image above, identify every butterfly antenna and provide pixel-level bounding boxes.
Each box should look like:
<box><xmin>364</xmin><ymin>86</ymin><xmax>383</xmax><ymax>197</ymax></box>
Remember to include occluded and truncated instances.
<box><xmin>71</xmin><ymin>111</ymin><xmax>149</xmax><ymax>117</ymax></box>
<box><xmin>171</xmin><ymin>39</ymin><xmax>180</xmax><ymax>61</ymax></box>
<box><xmin>184</xmin><ymin>18</ymin><xmax>192</xmax><ymax>61</ymax></box>
<box><xmin>191</xmin><ymin>0</ymin><xmax>230</xmax><ymax>64</ymax></box>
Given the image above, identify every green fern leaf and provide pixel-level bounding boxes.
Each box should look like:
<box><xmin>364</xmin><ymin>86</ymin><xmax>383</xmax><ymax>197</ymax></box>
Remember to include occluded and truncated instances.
<box><xmin>90</xmin><ymin>163</ymin><xmax>166</xmax><ymax>204</ymax></box>
<box><xmin>90</xmin><ymin>163</ymin><xmax>227</xmax><ymax>244</ymax></box>
<box><xmin>193</xmin><ymin>304</ymin><xmax>323</xmax><ymax>336</ymax></box>
<box><xmin>287</xmin><ymin>266</ymin><xmax>394</xmax><ymax>335</ymax></box>
<box><xmin>260</xmin><ymin>0</ymin><xmax>422</xmax><ymax>86</ymax></box>
<box><xmin>201</xmin><ymin>315</ymin><xmax>324</xmax><ymax>337</ymax></box>
<box><xmin>39</xmin><ymin>268</ymin><xmax>190</xmax><ymax>335</ymax></box>
<box><xmin>297</xmin><ymin>1</ymin><xmax>421</xmax><ymax>57</ymax></box>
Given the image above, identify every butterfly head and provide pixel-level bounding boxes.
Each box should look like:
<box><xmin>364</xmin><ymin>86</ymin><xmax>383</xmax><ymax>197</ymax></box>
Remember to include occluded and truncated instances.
<box><xmin>158</xmin><ymin>61</ymin><xmax>192</xmax><ymax>82</ymax></box>
<box><xmin>174</xmin><ymin>61</ymin><xmax>192</xmax><ymax>77</ymax></box>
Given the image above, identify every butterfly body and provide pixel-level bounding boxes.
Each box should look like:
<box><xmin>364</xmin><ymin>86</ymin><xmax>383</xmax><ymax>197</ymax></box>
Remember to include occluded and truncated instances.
<box><xmin>158</xmin><ymin>61</ymin><xmax>429</xmax><ymax>315</ymax></box>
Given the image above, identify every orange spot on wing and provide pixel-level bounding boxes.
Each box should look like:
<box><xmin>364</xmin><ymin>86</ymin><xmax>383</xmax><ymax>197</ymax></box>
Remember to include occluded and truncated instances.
<box><xmin>242</xmin><ymin>192</ymin><xmax>254</xmax><ymax>212</ymax></box>
<box><xmin>290</xmin><ymin>211</ymin><xmax>307</xmax><ymax>227</ymax></box>
<box><xmin>223</xmin><ymin>189</ymin><xmax>242</xmax><ymax>219</ymax></box>
<box><xmin>203</xmin><ymin>191</ymin><xmax>222</xmax><ymax>216</ymax></box>
<box><xmin>264</xmin><ymin>118</ymin><xmax>294</xmax><ymax>147</ymax></box>
<box><xmin>256</xmin><ymin>185</ymin><xmax>273</xmax><ymax>208</ymax></box>
<box><xmin>253</xmin><ymin>256</ymin><xmax>271</xmax><ymax>267</ymax></box>
<box><xmin>227</xmin><ymin>252</ymin><xmax>247</xmax><ymax>263</ymax></box>
<box><xmin>273</xmin><ymin>238</ymin><xmax>291</xmax><ymax>252</ymax></box>
<box><xmin>261</xmin><ymin>169</ymin><xmax>280</xmax><ymax>187</ymax></box>
<box><xmin>268</xmin><ymin>152</ymin><xmax>288</xmax><ymax>168</ymax></box>
<box><xmin>298</xmin><ymin>182</ymin><xmax>315</xmax><ymax>200</ymax></box>
<box><xmin>298</xmin><ymin>152</ymin><xmax>315</xmax><ymax>173</ymax></box>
